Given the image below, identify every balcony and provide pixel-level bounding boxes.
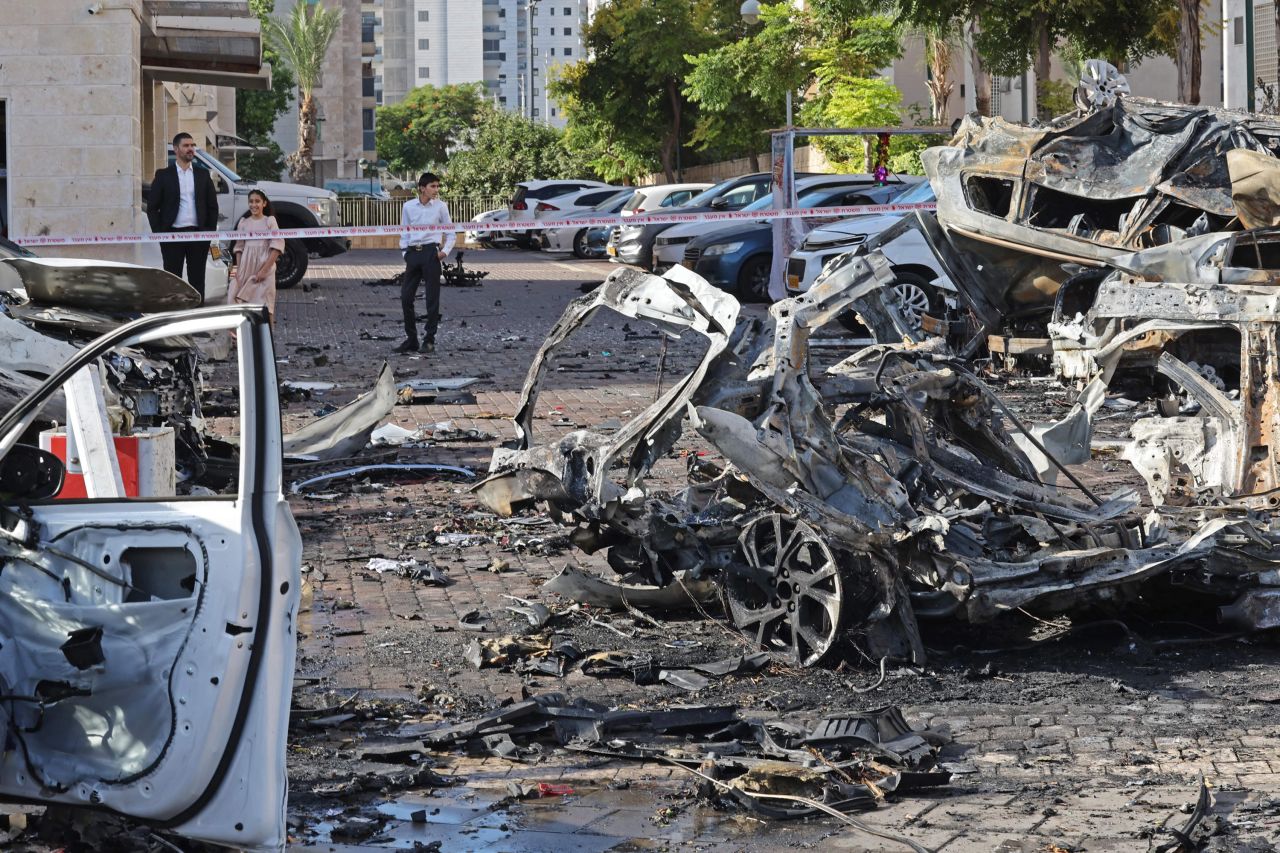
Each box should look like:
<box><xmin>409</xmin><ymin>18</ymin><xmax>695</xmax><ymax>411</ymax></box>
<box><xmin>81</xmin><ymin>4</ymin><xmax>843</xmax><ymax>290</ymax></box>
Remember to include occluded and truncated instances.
<box><xmin>484</xmin><ymin>51</ymin><xmax>506</xmax><ymax>62</ymax></box>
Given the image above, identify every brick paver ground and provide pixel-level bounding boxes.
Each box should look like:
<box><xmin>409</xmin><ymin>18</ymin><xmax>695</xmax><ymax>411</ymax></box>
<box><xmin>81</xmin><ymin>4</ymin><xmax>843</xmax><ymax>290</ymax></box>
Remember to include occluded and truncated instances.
<box><xmin>278</xmin><ymin>249</ymin><xmax>1280</xmax><ymax>853</ymax></box>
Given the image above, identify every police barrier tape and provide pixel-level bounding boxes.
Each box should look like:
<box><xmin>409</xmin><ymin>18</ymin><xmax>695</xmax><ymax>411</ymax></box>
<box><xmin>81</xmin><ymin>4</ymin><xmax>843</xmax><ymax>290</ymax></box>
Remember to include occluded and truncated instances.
<box><xmin>9</xmin><ymin>200</ymin><xmax>939</xmax><ymax>248</ymax></box>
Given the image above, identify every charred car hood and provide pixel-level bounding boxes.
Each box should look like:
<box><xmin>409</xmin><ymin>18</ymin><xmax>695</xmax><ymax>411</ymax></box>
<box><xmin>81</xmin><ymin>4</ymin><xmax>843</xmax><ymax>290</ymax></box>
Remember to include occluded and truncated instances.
<box><xmin>0</xmin><ymin>257</ymin><xmax>201</xmax><ymax>313</ymax></box>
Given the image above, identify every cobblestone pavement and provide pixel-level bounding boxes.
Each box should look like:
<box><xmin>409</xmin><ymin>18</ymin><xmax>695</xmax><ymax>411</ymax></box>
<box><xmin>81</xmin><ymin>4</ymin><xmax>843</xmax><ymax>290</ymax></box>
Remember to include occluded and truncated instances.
<box><xmin>277</xmin><ymin>249</ymin><xmax>1280</xmax><ymax>853</ymax></box>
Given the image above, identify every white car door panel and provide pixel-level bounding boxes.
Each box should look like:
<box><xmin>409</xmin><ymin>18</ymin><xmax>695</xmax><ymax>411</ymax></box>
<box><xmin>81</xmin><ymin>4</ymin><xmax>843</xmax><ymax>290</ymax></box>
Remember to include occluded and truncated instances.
<box><xmin>0</xmin><ymin>306</ymin><xmax>300</xmax><ymax>852</ymax></box>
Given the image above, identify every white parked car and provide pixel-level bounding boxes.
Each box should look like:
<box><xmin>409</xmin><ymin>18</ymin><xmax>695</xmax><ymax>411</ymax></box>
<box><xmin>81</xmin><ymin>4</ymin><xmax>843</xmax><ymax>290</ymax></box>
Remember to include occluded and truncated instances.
<box><xmin>784</xmin><ymin>180</ymin><xmax>950</xmax><ymax>327</ymax></box>
<box><xmin>506</xmin><ymin>179</ymin><xmax>611</xmax><ymax>248</ymax></box>
<box><xmin>540</xmin><ymin>190</ymin><xmax>636</xmax><ymax>257</ymax></box>
<box><xmin>466</xmin><ymin>207</ymin><xmax>514</xmax><ymax>248</ymax></box>
<box><xmin>621</xmin><ymin>182</ymin><xmax>712</xmax><ymax>214</ymax></box>
<box><xmin>531</xmin><ymin>185</ymin><xmax>630</xmax><ymax>222</ymax></box>
<box><xmin>651</xmin><ymin>175</ymin><xmax>920</xmax><ymax>270</ymax></box>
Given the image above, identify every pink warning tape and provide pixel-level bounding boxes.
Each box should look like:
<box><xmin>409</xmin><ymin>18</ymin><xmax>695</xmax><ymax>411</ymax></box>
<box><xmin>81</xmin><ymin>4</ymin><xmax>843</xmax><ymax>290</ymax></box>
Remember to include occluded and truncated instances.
<box><xmin>9</xmin><ymin>201</ymin><xmax>938</xmax><ymax>248</ymax></box>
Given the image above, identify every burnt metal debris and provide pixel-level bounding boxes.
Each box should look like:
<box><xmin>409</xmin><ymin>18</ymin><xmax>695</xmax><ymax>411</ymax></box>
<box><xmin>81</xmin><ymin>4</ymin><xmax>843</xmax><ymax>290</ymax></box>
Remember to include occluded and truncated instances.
<box><xmin>479</xmin><ymin>90</ymin><xmax>1280</xmax><ymax>669</ymax></box>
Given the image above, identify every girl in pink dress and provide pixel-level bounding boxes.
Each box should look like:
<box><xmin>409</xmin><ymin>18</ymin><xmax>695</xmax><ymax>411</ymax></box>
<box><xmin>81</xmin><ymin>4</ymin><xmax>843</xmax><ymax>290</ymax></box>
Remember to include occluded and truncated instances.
<box><xmin>228</xmin><ymin>189</ymin><xmax>286</xmax><ymax>324</ymax></box>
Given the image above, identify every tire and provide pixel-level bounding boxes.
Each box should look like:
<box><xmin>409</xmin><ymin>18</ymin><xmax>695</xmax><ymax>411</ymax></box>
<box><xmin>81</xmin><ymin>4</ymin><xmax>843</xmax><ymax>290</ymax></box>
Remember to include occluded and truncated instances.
<box><xmin>836</xmin><ymin>272</ymin><xmax>941</xmax><ymax>334</ymax></box>
<box><xmin>572</xmin><ymin>229</ymin><xmax>590</xmax><ymax>259</ymax></box>
<box><xmin>736</xmin><ymin>255</ymin><xmax>772</xmax><ymax>303</ymax></box>
<box><xmin>887</xmin><ymin>272</ymin><xmax>942</xmax><ymax>333</ymax></box>
<box><xmin>275</xmin><ymin>239</ymin><xmax>308</xmax><ymax>290</ymax></box>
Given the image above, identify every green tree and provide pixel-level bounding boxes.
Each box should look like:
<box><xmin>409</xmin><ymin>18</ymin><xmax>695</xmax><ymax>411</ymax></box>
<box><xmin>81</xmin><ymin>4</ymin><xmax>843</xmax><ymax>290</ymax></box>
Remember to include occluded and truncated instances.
<box><xmin>555</xmin><ymin>69</ymin><xmax>657</xmax><ymax>184</ymax></box>
<box><xmin>374</xmin><ymin>83</ymin><xmax>485</xmax><ymax>175</ymax></box>
<box><xmin>444</xmin><ymin>104</ymin><xmax>593</xmax><ymax>199</ymax></box>
<box><xmin>264</xmin><ymin>0</ymin><xmax>344</xmax><ymax>185</ymax></box>
<box><xmin>803</xmin><ymin>77</ymin><xmax>905</xmax><ymax>171</ymax></box>
<box><xmin>683</xmin><ymin>2</ymin><xmax>809</xmax><ymax>168</ymax></box>
<box><xmin>554</xmin><ymin>0</ymin><xmax>741</xmax><ymax>182</ymax></box>
<box><xmin>895</xmin><ymin>0</ymin><xmax>1177</xmax><ymax>108</ymax></box>
<box><xmin>237</xmin><ymin>0</ymin><xmax>295</xmax><ymax>180</ymax></box>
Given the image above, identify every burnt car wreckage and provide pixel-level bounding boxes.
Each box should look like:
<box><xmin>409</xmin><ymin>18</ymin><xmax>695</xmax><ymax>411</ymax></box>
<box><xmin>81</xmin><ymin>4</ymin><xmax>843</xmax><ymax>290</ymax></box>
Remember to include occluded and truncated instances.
<box><xmin>479</xmin><ymin>91</ymin><xmax>1280</xmax><ymax>669</ymax></box>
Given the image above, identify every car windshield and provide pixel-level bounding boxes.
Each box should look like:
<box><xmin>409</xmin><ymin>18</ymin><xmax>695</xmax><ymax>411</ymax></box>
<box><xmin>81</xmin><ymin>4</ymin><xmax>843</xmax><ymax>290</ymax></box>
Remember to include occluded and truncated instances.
<box><xmin>0</xmin><ymin>237</ymin><xmax>36</xmax><ymax>259</ymax></box>
<box><xmin>682</xmin><ymin>178</ymin><xmax>747</xmax><ymax>208</ymax></box>
<box><xmin>741</xmin><ymin>186</ymin><xmax>846</xmax><ymax>213</ymax></box>
<box><xmin>593</xmin><ymin>190</ymin><xmax>635</xmax><ymax>212</ymax></box>
<box><xmin>892</xmin><ymin>181</ymin><xmax>936</xmax><ymax>204</ymax></box>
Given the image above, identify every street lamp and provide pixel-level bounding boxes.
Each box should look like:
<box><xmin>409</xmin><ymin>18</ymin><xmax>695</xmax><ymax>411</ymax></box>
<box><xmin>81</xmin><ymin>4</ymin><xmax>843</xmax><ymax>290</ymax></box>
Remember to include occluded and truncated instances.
<box><xmin>739</xmin><ymin>0</ymin><xmax>760</xmax><ymax>25</ymax></box>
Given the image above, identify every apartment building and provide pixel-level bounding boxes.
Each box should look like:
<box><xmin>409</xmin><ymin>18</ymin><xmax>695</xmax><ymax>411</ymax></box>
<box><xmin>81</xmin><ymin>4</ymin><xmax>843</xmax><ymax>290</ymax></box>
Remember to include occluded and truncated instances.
<box><xmin>370</xmin><ymin>0</ymin><xmax>591</xmax><ymax>127</ymax></box>
<box><xmin>0</xmin><ymin>0</ymin><xmax>265</xmax><ymax>262</ymax></box>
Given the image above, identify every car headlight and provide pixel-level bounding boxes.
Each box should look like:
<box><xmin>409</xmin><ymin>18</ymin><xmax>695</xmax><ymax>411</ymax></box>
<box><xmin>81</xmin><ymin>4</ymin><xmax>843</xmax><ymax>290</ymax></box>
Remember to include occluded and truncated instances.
<box><xmin>307</xmin><ymin>199</ymin><xmax>338</xmax><ymax>224</ymax></box>
<box><xmin>802</xmin><ymin>233</ymin><xmax>866</xmax><ymax>251</ymax></box>
<box><xmin>702</xmin><ymin>241</ymin><xmax>744</xmax><ymax>257</ymax></box>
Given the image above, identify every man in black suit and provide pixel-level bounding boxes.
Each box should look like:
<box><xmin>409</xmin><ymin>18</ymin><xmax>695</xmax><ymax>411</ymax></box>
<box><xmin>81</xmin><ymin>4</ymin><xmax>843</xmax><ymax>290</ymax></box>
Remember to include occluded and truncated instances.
<box><xmin>148</xmin><ymin>132</ymin><xmax>219</xmax><ymax>301</ymax></box>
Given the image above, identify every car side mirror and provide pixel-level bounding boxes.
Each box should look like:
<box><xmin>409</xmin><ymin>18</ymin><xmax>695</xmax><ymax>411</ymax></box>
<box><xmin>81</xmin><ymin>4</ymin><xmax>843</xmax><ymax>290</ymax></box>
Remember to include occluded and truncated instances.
<box><xmin>0</xmin><ymin>444</ymin><xmax>65</xmax><ymax>502</ymax></box>
<box><xmin>709</xmin><ymin>197</ymin><xmax>731</xmax><ymax>210</ymax></box>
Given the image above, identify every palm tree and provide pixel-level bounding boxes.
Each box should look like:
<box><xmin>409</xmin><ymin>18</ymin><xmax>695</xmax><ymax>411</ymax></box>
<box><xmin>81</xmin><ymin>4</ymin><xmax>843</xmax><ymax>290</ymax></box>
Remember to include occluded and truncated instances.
<box><xmin>265</xmin><ymin>1</ymin><xmax>344</xmax><ymax>185</ymax></box>
<box><xmin>923</xmin><ymin>24</ymin><xmax>957</xmax><ymax>124</ymax></box>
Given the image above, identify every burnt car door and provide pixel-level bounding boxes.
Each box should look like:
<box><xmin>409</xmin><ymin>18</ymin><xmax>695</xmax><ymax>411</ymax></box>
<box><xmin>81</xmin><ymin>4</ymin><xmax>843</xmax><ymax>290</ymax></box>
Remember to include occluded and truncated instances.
<box><xmin>0</xmin><ymin>305</ymin><xmax>300</xmax><ymax>852</ymax></box>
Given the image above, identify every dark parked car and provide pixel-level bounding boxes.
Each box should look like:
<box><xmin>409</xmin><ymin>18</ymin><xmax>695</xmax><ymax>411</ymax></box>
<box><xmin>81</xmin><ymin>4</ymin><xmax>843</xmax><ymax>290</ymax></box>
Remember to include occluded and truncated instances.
<box><xmin>682</xmin><ymin>179</ymin><xmax>922</xmax><ymax>301</ymax></box>
<box><xmin>607</xmin><ymin>172</ymin><xmax>783</xmax><ymax>269</ymax></box>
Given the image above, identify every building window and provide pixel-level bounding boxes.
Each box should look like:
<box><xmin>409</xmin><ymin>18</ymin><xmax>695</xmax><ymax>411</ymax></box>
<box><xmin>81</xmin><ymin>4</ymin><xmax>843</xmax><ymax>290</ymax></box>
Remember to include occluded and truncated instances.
<box><xmin>563</xmin><ymin>27</ymin><xmax>571</xmax><ymax>35</ymax></box>
<box><xmin>563</xmin><ymin>46</ymin><xmax>572</xmax><ymax>56</ymax></box>
<box><xmin>549</xmin><ymin>47</ymin><xmax>555</xmax><ymax>56</ymax></box>
<box><xmin>532</xmin><ymin>27</ymin><xmax>538</xmax><ymax>35</ymax></box>
<box><xmin>417</xmin><ymin>9</ymin><xmax>428</xmax><ymax>21</ymax></box>
<box><xmin>362</xmin><ymin>108</ymin><xmax>374</xmax><ymax>130</ymax></box>
<box><xmin>498</xmin><ymin>8</ymin><xmax>505</xmax><ymax>16</ymax></box>
<box><xmin>533</xmin><ymin>46</ymin><xmax>539</xmax><ymax>55</ymax></box>
<box><xmin>418</xmin><ymin>66</ymin><xmax>430</xmax><ymax>78</ymax></box>
<box><xmin>551</xmin><ymin>108</ymin><xmax>557</xmax><ymax>117</ymax></box>
<box><xmin>532</xmin><ymin>67</ymin><xmax>539</xmax><ymax>76</ymax></box>
<box><xmin>418</xmin><ymin>38</ymin><xmax>429</xmax><ymax>49</ymax></box>
<box><xmin>533</xmin><ymin>87</ymin><xmax>540</xmax><ymax>96</ymax></box>
<box><xmin>483</xmin><ymin>38</ymin><xmax>501</xmax><ymax>50</ymax></box>
<box><xmin>533</xmin><ymin>107</ymin><xmax>540</xmax><ymax>116</ymax></box>
<box><xmin>563</xmin><ymin>6</ymin><xmax>571</xmax><ymax>15</ymax></box>
<box><xmin>1235</xmin><ymin>16</ymin><xmax>1245</xmax><ymax>45</ymax></box>
<box><xmin>548</xmin><ymin>5</ymin><xmax>554</xmax><ymax>13</ymax></box>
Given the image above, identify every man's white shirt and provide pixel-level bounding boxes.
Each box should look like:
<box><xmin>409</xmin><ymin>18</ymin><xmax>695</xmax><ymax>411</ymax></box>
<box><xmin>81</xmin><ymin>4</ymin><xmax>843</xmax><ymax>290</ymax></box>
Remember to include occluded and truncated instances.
<box><xmin>173</xmin><ymin>163</ymin><xmax>198</xmax><ymax>228</ymax></box>
<box><xmin>400</xmin><ymin>197</ymin><xmax>455</xmax><ymax>255</ymax></box>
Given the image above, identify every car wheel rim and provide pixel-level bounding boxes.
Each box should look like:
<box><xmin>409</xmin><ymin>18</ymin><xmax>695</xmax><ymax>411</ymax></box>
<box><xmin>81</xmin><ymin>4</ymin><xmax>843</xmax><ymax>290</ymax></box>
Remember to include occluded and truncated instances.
<box><xmin>747</xmin><ymin>263</ymin><xmax>769</xmax><ymax>299</ymax></box>
<box><xmin>725</xmin><ymin>515</ymin><xmax>846</xmax><ymax>667</ymax></box>
<box><xmin>892</xmin><ymin>282</ymin><xmax>930</xmax><ymax>326</ymax></box>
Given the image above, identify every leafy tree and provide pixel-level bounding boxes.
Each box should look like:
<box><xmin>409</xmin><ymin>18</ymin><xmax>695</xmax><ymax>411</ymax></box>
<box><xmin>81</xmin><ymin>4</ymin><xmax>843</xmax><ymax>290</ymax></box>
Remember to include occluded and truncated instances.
<box><xmin>555</xmin><ymin>69</ymin><xmax>657</xmax><ymax>184</ymax></box>
<box><xmin>804</xmin><ymin>77</ymin><xmax>905</xmax><ymax>171</ymax></box>
<box><xmin>683</xmin><ymin>3</ymin><xmax>809</xmax><ymax>168</ymax></box>
<box><xmin>374</xmin><ymin>83</ymin><xmax>485</xmax><ymax>175</ymax></box>
<box><xmin>237</xmin><ymin>0</ymin><xmax>294</xmax><ymax>180</ymax></box>
<box><xmin>895</xmin><ymin>0</ymin><xmax>1181</xmax><ymax>108</ymax></box>
<box><xmin>264</xmin><ymin>0</ymin><xmax>344</xmax><ymax>185</ymax></box>
<box><xmin>444</xmin><ymin>104</ymin><xmax>594</xmax><ymax>199</ymax></box>
<box><xmin>554</xmin><ymin>0</ymin><xmax>741</xmax><ymax>182</ymax></box>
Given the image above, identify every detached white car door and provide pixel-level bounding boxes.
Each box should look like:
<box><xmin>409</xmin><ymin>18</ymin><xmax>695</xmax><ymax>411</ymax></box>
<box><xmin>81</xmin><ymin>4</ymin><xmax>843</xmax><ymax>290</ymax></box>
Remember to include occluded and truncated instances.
<box><xmin>0</xmin><ymin>306</ymin><xmax>301</xmax><ymax>851</ymax></box>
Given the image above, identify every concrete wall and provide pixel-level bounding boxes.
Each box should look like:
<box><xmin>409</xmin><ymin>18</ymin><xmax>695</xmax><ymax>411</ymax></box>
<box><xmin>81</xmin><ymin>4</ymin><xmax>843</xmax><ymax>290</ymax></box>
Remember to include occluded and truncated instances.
<box><xmin>0</xmin><ymin>0</ymin><xmax>148</xmax><ymax>262</ymax></box>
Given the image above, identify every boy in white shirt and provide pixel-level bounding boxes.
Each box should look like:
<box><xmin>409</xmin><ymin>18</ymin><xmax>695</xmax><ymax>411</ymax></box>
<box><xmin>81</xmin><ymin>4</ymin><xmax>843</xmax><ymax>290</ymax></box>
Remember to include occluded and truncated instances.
<box><xmin>396</xmin><ymin>172</ymin><xmax>455</xmax><ymax>353</ymax></box>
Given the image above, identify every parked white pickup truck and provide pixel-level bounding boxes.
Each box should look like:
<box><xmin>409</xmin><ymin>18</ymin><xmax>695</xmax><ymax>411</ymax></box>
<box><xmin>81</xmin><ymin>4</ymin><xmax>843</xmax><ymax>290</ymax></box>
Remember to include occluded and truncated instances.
<box><xmin>144</xmin><ymin>149</ymin><xmax>348</xmax><ymax>289</ymax></box>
